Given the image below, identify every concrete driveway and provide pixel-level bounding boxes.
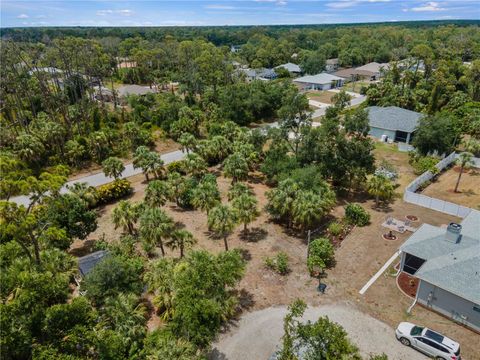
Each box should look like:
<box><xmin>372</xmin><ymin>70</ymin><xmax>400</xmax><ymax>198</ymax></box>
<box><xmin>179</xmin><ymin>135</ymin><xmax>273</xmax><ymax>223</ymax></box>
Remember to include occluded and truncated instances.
<box><xmin>210</xmin><ymin>304</ymin><xmax>425</xmax><ymax>360</ymax></box>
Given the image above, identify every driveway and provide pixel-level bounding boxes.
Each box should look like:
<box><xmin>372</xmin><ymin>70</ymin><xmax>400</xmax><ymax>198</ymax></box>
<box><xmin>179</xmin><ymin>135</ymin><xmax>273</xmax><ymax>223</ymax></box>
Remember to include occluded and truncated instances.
<box><xmin>210</xmin><ymin>304</ymin><xmax>425</xmax><ymax>360</ymax></box>
<box><xmin>10</xmin><ymin>150</ymin><xmax>186</xmax><ymax>207</ymax></box>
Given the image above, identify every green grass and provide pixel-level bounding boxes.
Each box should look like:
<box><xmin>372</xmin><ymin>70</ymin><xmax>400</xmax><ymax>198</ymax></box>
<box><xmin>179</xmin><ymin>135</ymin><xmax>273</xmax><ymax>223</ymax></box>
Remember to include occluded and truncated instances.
<box><xmin>343</xmin><ymin>81</ymin><xmax>370</xmax><ymax>93</ymax></box>
<box><xmin>374</xmin><ymin>141</ymin><xmax>401</xmax><ymax>154</ymax></box>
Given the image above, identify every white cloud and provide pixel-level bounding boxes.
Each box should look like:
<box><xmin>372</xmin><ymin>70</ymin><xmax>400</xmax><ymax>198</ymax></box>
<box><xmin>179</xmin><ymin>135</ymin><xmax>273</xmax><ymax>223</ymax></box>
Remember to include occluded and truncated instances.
<box><xmin>96</xmin><ymin>9</ymin><xmax>133</xmax><ymax>16</ymax></box>
<box><xmin>411</xmin><ymin>2</ymin><xmax>446</xmax><ymax>12</ymax></box>
<box><xmin>17</xmin><ymin>13</ymin><xmax>29</xmax><ymax>18</ymax></box>
<box><xmin>326</xmin><ymin>0</ymin><xmax>390</xmax><ymax>9</ymax></box>
<box><xmin>254</xmin><ymin>0</ymin><xmax>287</xmax><ymax>5</ymax></box>
<box><xmin>205</xmin><ymin>4</ymin><xmax>237</xmax><ymax>10</ymax></box>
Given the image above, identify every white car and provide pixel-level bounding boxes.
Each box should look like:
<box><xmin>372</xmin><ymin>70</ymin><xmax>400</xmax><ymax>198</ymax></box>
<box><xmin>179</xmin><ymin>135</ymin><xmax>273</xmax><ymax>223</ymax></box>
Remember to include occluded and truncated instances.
<box><xmin>395</xmin><ymin>322</ymin><xmax>461</xmax><ymax>360</ymax></box>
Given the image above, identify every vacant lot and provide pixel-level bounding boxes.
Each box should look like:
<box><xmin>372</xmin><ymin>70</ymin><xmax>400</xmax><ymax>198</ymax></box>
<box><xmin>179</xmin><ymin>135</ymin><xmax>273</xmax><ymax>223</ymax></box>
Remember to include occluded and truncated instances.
<box><xmin>422</xmin><ymin>166</ymin><xmax>480</xmax><ymax>209</ymax></box>
<box><xmin>71</xmin><ymin>141</ymin><xmax>479</xmax><ymax>359</ymax></box>
<box><xmin>306</xmin><ymin>90</ymin><xmax>334</xmax><ymax>104</ymax></box>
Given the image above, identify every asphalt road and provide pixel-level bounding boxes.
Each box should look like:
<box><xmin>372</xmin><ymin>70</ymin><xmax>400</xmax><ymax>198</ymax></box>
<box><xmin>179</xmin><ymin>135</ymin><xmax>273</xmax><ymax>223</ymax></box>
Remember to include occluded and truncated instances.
<box><xmin>209</xmin><ymin>304</ymin><xmax>425</xmax><ymax>360</ymax></box>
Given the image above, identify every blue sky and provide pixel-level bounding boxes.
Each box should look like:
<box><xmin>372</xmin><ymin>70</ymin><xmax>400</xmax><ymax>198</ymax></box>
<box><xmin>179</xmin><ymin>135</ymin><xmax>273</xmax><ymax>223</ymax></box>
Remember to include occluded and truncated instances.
<box><xmin>1</xmin><ymin>1</ymin><xmax>479</xmax><ymax>27</ymax></box>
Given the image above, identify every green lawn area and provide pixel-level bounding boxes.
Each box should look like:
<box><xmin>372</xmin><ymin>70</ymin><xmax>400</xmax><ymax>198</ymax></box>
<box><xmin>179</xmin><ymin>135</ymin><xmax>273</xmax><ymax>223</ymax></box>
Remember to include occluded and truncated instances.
<box><xmin>342</xmin><ymin>81</ymin><xmax>370</xmax><ymax>93</ymax></box>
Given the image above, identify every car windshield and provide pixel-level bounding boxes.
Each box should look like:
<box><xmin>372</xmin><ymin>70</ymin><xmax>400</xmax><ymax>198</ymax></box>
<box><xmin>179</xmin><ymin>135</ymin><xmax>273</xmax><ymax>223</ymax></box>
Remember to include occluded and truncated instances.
<box><xmin>410</xmin><ymin>326</ymin><xmax>424</xmax><ymax>336</ymax></box>
<box><xmin>425</xmin><ymin>329</ymin><xmax>445</xmax><ymax>344</ymax></box>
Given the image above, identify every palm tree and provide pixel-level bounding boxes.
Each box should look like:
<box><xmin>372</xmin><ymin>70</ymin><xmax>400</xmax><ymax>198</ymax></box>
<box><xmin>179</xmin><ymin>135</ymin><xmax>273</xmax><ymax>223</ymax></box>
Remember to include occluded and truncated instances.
<box><xmin>191</xmin><ymin>180</ymin><xmax>220</xmax><ymax>214</ymax></box>
<box><xmin>139</xmin><ymin>207</ymin><xmax>174</xmax><ymax>256</ymax></box>
<box><xmin>102</xmin><ymin>156</ymin><xmax>125</xmax><ymax>180</ymax></box>
<box><xmin>454</xmin><ymin>152</ymin><xmax>474</xmax><ymax>193</ymax></box>
<box><xmin>133</xmin><ymin>146</ymin><xmax>165</xmax><ymax>181</ymax></box>
<box><xmin>228</xmin><ymin>182</ymin><xmax>254</xmax><ymax>201</ymax></box>
<box><xmin>132</xmin><ymin>146</ymin><xmax>151</xmax><ymax>181</ymax></box>
<box><xmin>265</xmin><ymin>179</ymin><xmax>299</xmax><ymax>228</ymax></box>
<box><xmin>292</xmin><ymin>191</ymin><xmax>325</xmax><ymax>231</ymax></box>
<box><xmin>223</xmin><ymin>152</ymin><xmax>249</xmax><ymax>183</ymax></box>
<box><xmin>232</xmin><ymin>193</ymin><xmax>259</xmax><ymax>232</ymax></box>
<box><xmin>166</xmin><ymin>229</ymin><xmax>196</xmax><ymax>258</ymax></box>
<box><xmin>184</xmin><ymin>153</ymin><xmax>207</xmax><ymax>177</ymax></box>
<box><xmin>178</xmin><ymin>132</ymin><xmax>197</xmax><ymax>154</ymax></box>
<box><xmin>145</xmin><ymin>180</ymin><xmax>171</xmax><ymax>207</ymax></box>
<box><xmin>112</xmin><ymin>200</ymin><xmax>141</xmax><ymax>235</ymax></box>
<box><xmin>207</xmin><ymin>205</ymin><xmax>237</xmax><ymax>251</ymax></box>
<box><xmin>367</xmin><ymin>175</ymin><xmax>395</xmax><ymax>207</ymax></box>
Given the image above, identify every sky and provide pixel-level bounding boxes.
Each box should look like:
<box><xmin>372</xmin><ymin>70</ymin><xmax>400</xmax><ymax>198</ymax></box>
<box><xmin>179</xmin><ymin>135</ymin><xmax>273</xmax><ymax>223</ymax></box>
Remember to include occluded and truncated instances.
<box><xmin>1</xmin><ymin>0</ymin><xmax>479</xmax><ymax>27</ymax></box>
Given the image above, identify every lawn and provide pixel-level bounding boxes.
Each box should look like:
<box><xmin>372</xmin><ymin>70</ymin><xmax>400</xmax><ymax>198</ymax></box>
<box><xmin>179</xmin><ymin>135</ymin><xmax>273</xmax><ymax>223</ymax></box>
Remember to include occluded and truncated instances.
<box><xmin>422</xmin><ymin>166</ymin><xmax>480</xmax><ymax>209</ymax></box>
<box><xmin>343</xmin><ymin>81</ymin><xmax>370</xmax><ymax>93</ymax></box>
<box><xmin>306</xmin><ymin>91</ymin><xmax>334</xmax><ymax>104</ymax></box>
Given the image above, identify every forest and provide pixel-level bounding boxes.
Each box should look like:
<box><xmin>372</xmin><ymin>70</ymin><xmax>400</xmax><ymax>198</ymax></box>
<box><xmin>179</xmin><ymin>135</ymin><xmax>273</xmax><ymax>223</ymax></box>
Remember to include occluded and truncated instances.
<box><xmin>1</xmin><ymin>21</ymin><xmax>480</xmax><ymax>359</ymax></box>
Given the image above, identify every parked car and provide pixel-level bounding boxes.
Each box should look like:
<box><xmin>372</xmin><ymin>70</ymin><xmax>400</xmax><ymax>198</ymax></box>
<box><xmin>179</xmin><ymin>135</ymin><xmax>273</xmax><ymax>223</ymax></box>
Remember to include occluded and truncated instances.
<box><xmin>395</xmin><ymin>322</ymin><xmax>461</xmax><ymax>359</ymax></box>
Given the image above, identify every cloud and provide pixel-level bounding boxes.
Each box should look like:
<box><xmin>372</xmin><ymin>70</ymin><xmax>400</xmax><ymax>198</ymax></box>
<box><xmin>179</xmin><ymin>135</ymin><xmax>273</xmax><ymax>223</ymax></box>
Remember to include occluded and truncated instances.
<box><xmin>254</xmin><ymin>0</ymin><xmax>287</xmax><ymax>5</ymax></box>
<box><xmin>96</xmin><ymin>9</ymin><xmax>133</xmax><ymax>16</ymax></box>
<box><xmin>410</xmin><ymin>2</ymin><xmax>446</xmax><ymax>12</ymax></box>
<box><xmin>326</xmin><ymin>0</ymin><xmax>390</xmax><ymax>9</ymax></box>
<box><xmin>17</xmin><ymin>13</ymin><xmax>29</xmax><ymax>18</ymax></box>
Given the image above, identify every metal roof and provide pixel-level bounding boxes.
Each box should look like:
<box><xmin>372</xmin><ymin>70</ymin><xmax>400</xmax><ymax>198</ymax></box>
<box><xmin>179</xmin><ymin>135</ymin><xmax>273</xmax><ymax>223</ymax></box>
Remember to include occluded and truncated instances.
<box><xmin>78</xmin><ymin>250</ymin><xmax>108</xmax><ymax>277</ymax></box>
<box><xmin>400</xmin><ymin>210</ymin><xmax>480</xmax><ymax>304</ymax></box>
<box><xmin>366</xmin><ymin>106</ymin><xmax>422</xmax><ymax>133</ymax></box>
<box><xmin>294</xmin><ymin>73</ymin><xmax>344</xmax><ymax>85</ymax></box>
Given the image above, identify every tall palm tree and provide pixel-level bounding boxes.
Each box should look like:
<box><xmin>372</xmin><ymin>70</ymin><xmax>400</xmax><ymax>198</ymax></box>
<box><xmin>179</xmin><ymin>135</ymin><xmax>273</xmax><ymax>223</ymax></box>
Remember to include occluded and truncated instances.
<box><xmin>454</xmin><ymin>152</ymin><xmax>474</xmax><ymax>193</ymax></box>
<box><xmin>266</xmin><ymin>179</ymin><xmax>299</xmax><ymax>228</ymax></box>
<box><xmin>166</xmin><ymin>229</ymin><xmax>196</xmax><ymax>258</ymax></box>
<box><xmin>145</xmin><ymin>180</ymin><xmax>171</xmax><ymax>208</ymax></box>
<box><xmin>367</xmin><ymin>175</ymin><xmax>395</xmax><ymax>207</ymax></box>
<box><xmin>228</xmin><ymin>182</ymin><xmax>254</xmax><ymax>201</ymax></box>
<box><xmin>191</xmin><ymin>181</ymin><xmax>220</xmax><ymax>214</ymax></box>
<box><xmin>139</xmin><ymin>207</ymin><xmax>174</xmax><ymax>256</ymax></box>
<box><xmin>207</xmin><ymin>205</ymin><xmax>237</xmax><ymax>251</ymax></box>
<box><xmin>232</xmin><ymin>193</ymin><xmax>259</xmax><ymax>232</ymax></box>
<box><xmin>223</xmin><ymin>152</ymin><xmax>249</xmax><ymax>184</ymax></box>
<box><xmin>184</xmin><ymin>153</ymin><xmax>207</xmax><ymax>178</ymax></box>
<box><xmin>178</xmin><ymin>132</ymin><xmax>197</xmax><ymax>154</ymax></box>
<box><xmin>112</xmin><ymin>200</ymin><xmax>141</xmax><ymax>235</ymax></box>
<box><xmin>292</xmin><ymin>191</ymin><xmax>325</xmax><ymax>231</ymax></box>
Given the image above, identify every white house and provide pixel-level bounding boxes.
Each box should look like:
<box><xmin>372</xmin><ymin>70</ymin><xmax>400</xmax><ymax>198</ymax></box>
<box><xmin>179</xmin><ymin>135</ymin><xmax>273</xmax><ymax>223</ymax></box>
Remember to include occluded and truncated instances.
<box><xmin>275</xmin><ymin>62</ymin><xmax>302</xmax><ymax>75</ymax></box>
<box><xmin>293</xmin><ymin>73</ymin><xmax>344</xmax><ymax>91</ymax></box>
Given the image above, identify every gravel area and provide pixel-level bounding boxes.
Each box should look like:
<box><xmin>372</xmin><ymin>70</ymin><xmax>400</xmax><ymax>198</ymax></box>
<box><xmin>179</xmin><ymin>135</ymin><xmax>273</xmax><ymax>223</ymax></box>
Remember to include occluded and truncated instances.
<box><xmin>210</xmin><ymin>303</ymin><xmax>426</xmax><ymax>360</ymax></box>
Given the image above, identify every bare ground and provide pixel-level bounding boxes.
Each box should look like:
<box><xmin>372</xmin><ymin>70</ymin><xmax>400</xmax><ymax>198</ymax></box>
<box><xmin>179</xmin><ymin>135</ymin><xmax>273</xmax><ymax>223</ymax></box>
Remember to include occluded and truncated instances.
<box><xmin>422</xmin><ymin>166</ymin><xmax>480</xmax><ymax>209</ymax></box>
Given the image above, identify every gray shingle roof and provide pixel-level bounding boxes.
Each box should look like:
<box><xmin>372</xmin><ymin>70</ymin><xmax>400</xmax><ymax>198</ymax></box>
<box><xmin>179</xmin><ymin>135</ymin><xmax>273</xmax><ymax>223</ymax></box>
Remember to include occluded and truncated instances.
<box><xmin>117</xmin><ymin>85</ymin><xmax>155</xmax><ymax>97</ymax></box>
<box><xmin>275</xmin><ymin>62</ymin><xmax>301</xmax><ymax>73</ymax></box>
<box><xmin>400</xmin><ymin>210</ymin><xmax>480</xmax><ymax>304</ymax></box>
<box><xmin>356</xmin><ymin>62</ymin><xmax>390</xmax><ymax>73</ymax></box>
<box><xmin>294</xmin><ymin>73</ymin><xmax>344</xmax><ymax>85</ymax></box>
<box><xmin>78</xmin><ymin>250</ymin><xmax>108</xmax><ymax>276</ymax></box>
<box><xmin>366</xmin><ymin>106</ymin><xmax>423</xmax><ymax>133</ymax></box>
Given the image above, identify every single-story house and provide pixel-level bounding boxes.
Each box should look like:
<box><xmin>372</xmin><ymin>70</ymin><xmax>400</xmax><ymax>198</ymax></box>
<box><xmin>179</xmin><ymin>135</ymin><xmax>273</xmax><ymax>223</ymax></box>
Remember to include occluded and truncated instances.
<box><xmin>399</xmin><ymin>210</ymin><xmax>480</xmax><ymax>332</ymax></box>
<box><xmin>334</xmin><ymin>68</ymin><xmax>373</xmax><ymax>82</ymax></box>
<box><xmin>275</xmin><ymin>62</ymin><xmax>302</xmax><ymax>75</ymax></box>
<box><xmin>117</xmin><ymin>84</ymin><xmax>156</xmax><ymax>98</ymax></box>
<box><xmin>78</xmin><ymin>250</ymin><xmax>109</xmax><ymax>277</ymax></box>
<box><xmin>230</xmin><ymin>45</ymin><xmax>242</xmax><ymax>53</ymax></box>
<box><xmin>366</xmin><ymin>106</ymin><xmax>422</xmax><ymax>144</ymax></box>
<box><xmin>238</xmin><ymin>68</ymin><xmax>277</xmax><ymax>82</ymax></box>
<box><xmin>293</xmin><ymin>73</ymin><xmax>344</xmax><ymax>91</ymax></box>
<box><xmin>355</xmin><ymin>62</ymin><xmax>390</xmax><ymax>80</ymax></box>
<box><xmin>94</xmin><ymin>86</ymin><xmax>115</xmax><ymax>102</ymax></box>
<box><xmin>325</xmin><ymin>58</ymin><xmax>339</xmax><ymax>73</ymax></box>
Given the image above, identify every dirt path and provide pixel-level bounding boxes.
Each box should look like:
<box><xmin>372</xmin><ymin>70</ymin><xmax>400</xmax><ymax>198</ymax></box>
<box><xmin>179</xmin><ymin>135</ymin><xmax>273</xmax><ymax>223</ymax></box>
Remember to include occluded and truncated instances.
<box><xmin>210</xmin><ymin>303</ymin><xmax>425</xmax><ymax>360</ymax></box>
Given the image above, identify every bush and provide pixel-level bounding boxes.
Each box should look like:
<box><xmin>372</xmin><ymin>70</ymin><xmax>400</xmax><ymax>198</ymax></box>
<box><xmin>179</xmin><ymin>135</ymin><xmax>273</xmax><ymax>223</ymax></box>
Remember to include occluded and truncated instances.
<box><xmin>344</xmin><ymin>203</ymin><xmax>370</xmax><ymax>226</ymax></box>
<box><xmin>166</xmin><ymin>160</ymin><xmax>186</xmax><ymax>175</ymax></box>
<box><xmin>96</xmin><ymin>179</ymin><xmax>133</xmax><ymax>205</ymax></box>
<box><xmin>408</xmin><ymin>153</ymin><xmax>439</xmax><ymax>175</ymax></box>
<box><xmin>264</xmin><ymin>252</ymin><xmax>290</xmax><ymax>275</ymax></box>
<box><xmin>374</xmin><ymin>160</ymin><xmax>398</xmax><ymax>181</ymax></box>
<box><xmin>327</xmin><ymin>222</ymin><xmax>343</xmax><ymax>236</ymax></box>
<box><xmin>307</xmin><ymin>238</ymin><xmax>334</xmax><ymax>274</ymax></box>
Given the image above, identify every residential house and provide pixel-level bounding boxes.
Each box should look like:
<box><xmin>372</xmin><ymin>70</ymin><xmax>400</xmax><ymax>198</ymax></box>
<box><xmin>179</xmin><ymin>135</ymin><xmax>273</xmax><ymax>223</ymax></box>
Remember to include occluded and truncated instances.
<box><xmin>334</xmin><ymin>67</ymin><xmax>373</xmax><ymax>82</ymax></box>
<box><xmin>117</xmin><ymin>84</ymin><xmax>156</xmax><ymax>98</ymax></box>
<box><xmin>116</xmin><ymin>57</ymin><xmax>137</xmax><ymax>69</ymax></box>
<box><xmin>366</xmin><ymin>106</ymin><xmax>422</xmax><ymax>144</ymax></box>
<box><xmin>275</xmin><ymin>62</ymin><xmax>302</xmax><ymax>75</ymax></box>
<box><xmin>230</xmin><ymin>45</ymin><xmax>242</xmax><ymax>53</ymax></box>
<box><xmin>355</xmin><ymin>62</ymin><xmax>390</xmax><ymax>80</ymax></box>
<box><xmin>325</xmin><ymin>58</ymin><xmax>339</xmax><ymax>73</ymax></box>
<box><xmin>399</xmin><ymin>210</ymin><xmax>480</xmax><ymax>332</ymax></box>
<box><xmin>78</xmin><ymin>250</ymin><xmax>109</xmax><ymax>278</ymax></box>
<box><xmin>237</xmin><ymin>68</ymin><xmax>277</xmax><ymax>82</ymax></box>
<box><xmin>293</xmin><ymin>73</ymin><xmax>344</xmax><ymax>91</ymax></box>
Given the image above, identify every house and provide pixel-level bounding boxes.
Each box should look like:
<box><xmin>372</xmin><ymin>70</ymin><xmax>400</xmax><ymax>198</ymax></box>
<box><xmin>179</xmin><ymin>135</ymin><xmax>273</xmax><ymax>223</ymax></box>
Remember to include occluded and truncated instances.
<box><xmin>399</xmin><ymin>210</ymin><xmax>480</xmax><ymax>332</ymax></box>
<box><xmin>237</xmin><ymin>68</ymin><xmax>277</xmax><ymax>82</ymax></box>
<box><xmin>78</xmin><ymin>250</ymin><xmax>108</xmax><ymax>277</ymax></box>
<box><xmin>366</xmin><ymin>106</ymin><xmax>422</xmax><ymax>144</ymax></box>
<box><xmin>116</xmin><ymin>57</ymin><xmax>137</xmax><ymax>69</ymax></box>
<box><xmin>94</xmin><ymin>86</ymin><xmax>114</xmax><ymax>102</ymax></box>
<box><xmin>117</xmin><ymin>84</ymin><xmax>156</xmax><ymax>98</ymax></box>
<box><xmin>293</xmin><ymin>73</ymin><xmax>344</xmax><ymax>91</ymax></box>
<box><xmin>325</xmin><ymin>58</ymin><xmax>339</xmax><ymax>73</ymax></box>
<box><xmin>334</xmin><ymin>67</ymin><xmax>373</xmax><ymax>82</ymax></box>
<box><xmin>355</xmin><ymin>62</ymin><xmax>390</xmax><ymax>80</ymax></box>
<box><xmin>230</xmin><ymin>45</ymin><xmax>242</xmax><ymax>53</ymax></box>
<box><xmin>275</xmin><ymin>62</ymin><xmax>302</xmax><ymax>75</ymax></box>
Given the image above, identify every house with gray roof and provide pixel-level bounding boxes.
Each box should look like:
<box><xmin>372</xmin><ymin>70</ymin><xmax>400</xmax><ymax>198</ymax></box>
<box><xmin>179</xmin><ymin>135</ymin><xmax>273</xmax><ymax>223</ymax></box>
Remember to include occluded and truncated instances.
<box><xmin>399</xmin><ymin>210</ymin><xmax>480</xmax><ymax>332</ymax></box>
<box><xmin>78</xmin><ymin>250</ymin><xmax>109</xmax><ymax>277</ymax></box>
<box><xmin>117</xmin><ymin>84</ymin><xmax>156</xmax><ymax>98</ymax></box>
<box><xmin>275</xmin><ymin>62</ymin><xmax>302</xmax><ymax>75</ymax></box>
<box><xmin>366</xmin><ymin>106</ymin><xmax>423</xmax><ymax>144</ymax></box>
<box><xmin>293</xmin><ymin>72</ymin><xmax>344</xmax><ymax>91</ymax></box>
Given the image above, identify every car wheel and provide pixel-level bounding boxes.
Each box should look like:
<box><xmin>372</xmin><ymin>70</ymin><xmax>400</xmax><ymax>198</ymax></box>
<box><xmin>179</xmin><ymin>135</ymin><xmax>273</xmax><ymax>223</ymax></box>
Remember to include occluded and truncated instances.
<box><xmin>435</xmin><ymin>357</ymin><xmax>446</xmax><ymax>360</ymax></box>
<box><xmin>399</xmin><ymin>337</ymin><xmax>411</xmax><ymax>346</ymax></box>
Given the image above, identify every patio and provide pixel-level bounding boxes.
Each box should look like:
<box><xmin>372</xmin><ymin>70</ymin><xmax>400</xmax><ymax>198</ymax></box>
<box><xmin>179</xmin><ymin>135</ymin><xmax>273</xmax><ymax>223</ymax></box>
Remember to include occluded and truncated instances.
<box><xmin>382</xmin><ymin>216</ymin><xmax>417</xmax><ymax>233</ymax></box>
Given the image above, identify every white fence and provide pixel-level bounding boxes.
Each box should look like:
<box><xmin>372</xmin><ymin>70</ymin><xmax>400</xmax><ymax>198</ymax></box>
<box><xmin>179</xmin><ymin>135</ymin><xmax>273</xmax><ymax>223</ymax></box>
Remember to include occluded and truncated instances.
<box><xmin>403</xmin><ymin>152</ymin><xmax>475</xmax><ymax>219</ymax></box>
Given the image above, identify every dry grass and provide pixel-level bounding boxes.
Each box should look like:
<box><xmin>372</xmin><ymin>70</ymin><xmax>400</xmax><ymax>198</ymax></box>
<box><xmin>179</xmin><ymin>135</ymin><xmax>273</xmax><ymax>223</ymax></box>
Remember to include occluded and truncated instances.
<box><xmin>422</xmin><ymin>166</ymin><xmax>480</xmax><ymax>209</ymax></box>
<box><xmin>306</xmin><ymin>91</ymin><xmax>334</xmax><ymax>104</ymax></box>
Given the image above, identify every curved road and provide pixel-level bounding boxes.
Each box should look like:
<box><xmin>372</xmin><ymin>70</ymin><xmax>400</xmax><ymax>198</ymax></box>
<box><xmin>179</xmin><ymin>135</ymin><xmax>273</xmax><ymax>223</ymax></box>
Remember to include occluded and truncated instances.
<box><xmin>209</xmin><ymin>304</ymin><xmax>425</xmax><ymax>360</ymax></box>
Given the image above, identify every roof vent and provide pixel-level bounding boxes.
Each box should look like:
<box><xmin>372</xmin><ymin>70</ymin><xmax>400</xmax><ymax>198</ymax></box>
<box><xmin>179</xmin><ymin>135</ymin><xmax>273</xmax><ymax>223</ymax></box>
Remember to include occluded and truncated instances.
<box><xmin>445</xmin><ymin>223</ymin><xmax>462</xmax><ymax>243</ymax></box>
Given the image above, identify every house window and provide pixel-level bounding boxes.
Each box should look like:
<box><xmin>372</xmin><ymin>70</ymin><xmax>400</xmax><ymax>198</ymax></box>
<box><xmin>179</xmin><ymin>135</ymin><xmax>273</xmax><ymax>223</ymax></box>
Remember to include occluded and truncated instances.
<box><xmin>473</xmin><ymin>305</ymin><xmax>480</xmax><ymax>313</ymax></box>
<box><xmin>395</xmin><ymin>130</ymin><xmax>409</xmax><ymax>143</ymax></box>
<box><xmin>403</xmin><ymin>253</ymin><xmax>425</xmax><ymax>275</ymax></box>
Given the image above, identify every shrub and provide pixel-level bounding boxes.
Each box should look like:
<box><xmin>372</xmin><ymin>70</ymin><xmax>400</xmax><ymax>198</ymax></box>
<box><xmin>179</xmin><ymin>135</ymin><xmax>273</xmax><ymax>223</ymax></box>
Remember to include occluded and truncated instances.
<box><xmin>307</xmin><ymin>238</ymin><xmax>334</xmax><ymax>274</ymax></box>
<box><xmin>95</xmin><ymin>179</ymin><xmax>133</xmax><ymax>205</ymax></box>
<box><xmin>264</xmin><ymin>252</ymin><xmax>290</xmax><ymax>275</ymax></box>
<box><xmin>408</xmin><ymin>152</ymin><xmax>439</xmax><ymax>175</ymax></box>
<box><xmin>344</xmin><ymin>203</ymin><xmax>370</xmax><ymax>226</ymax></box>
<box><xmin>327</xmin><ymin>222</ymin><xmax>343</xmax><ymax>236</ymax></box>
<box><xmin>166</xmin><ymin>160</ymin><xmax>186</xmax><ymax>175</ymax></box>
<box><xmin>374</xmin><ymin>160</ymin><xmax>398</xmax><ymax>181</ymax></box>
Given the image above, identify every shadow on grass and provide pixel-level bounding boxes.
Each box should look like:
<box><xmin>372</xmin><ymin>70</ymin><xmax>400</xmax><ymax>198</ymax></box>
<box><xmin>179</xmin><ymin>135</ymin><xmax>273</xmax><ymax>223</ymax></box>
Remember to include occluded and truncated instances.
<box><xmin>240</xmin><ymin>227</ymin><xmax>268</xmax><ymax>242</ymax></box>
